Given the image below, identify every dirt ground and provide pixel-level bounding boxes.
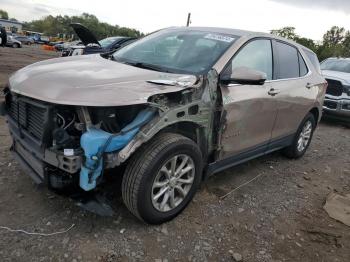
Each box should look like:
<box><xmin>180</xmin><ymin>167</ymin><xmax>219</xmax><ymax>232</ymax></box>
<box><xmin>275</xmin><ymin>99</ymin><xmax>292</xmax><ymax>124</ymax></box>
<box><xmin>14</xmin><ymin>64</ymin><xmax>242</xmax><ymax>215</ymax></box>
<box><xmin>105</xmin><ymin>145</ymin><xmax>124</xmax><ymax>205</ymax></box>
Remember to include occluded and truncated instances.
<box><xmin>0</xmin><ymin>46</ymin><xmax>349</xmax><ymax>262</ymax></box>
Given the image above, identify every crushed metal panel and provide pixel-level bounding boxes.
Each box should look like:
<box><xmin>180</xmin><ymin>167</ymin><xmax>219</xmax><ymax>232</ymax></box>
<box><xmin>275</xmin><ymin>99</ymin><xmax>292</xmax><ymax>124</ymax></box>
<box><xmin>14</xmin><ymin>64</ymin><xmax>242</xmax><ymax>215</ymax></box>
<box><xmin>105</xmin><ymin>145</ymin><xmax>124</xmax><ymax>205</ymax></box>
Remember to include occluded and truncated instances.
<box><xmin>110</xmin><ymin>69</ymin><xmax>220</xmax><ymax>166</ymax></box>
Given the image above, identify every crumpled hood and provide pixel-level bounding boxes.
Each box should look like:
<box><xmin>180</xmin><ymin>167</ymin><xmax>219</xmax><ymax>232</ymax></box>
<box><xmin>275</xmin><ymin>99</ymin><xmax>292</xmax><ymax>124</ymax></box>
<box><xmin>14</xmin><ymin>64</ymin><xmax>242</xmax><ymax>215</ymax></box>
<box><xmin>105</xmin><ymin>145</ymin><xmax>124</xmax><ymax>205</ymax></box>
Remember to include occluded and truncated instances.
<box><xmin>9</xmin><ymin>54</ymin><xmax>197</xmax><ymax>106</ymax></box>
<box><xmin>322</xmin><ymin>70</ymin><xmax>350</xmax><ymax>85</ymax></box>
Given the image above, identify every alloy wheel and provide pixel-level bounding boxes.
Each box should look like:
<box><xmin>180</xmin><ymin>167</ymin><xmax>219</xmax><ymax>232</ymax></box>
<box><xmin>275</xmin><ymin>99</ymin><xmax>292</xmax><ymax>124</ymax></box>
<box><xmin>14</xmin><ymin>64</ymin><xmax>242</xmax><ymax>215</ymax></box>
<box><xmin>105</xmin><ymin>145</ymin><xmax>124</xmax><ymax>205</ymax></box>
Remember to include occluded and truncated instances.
<box><xmin>297</xmin><ymin>120</ymin><xmax>312</xmax><ymax>152</ymax></box>
<box><xmin>151</xmin><ymin>154</ymin><xmax>195</xmax><ymax>212</ymax></box>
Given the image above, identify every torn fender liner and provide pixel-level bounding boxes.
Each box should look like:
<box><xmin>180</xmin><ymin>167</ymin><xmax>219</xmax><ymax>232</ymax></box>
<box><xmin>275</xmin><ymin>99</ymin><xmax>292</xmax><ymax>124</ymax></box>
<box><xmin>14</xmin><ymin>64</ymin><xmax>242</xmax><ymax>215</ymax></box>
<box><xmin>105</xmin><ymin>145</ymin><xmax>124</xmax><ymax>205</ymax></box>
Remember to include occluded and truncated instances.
<box><xmin>80</xmin><ymin>108</ymin><xmax>155</xmax><ymax>191</ymax></box>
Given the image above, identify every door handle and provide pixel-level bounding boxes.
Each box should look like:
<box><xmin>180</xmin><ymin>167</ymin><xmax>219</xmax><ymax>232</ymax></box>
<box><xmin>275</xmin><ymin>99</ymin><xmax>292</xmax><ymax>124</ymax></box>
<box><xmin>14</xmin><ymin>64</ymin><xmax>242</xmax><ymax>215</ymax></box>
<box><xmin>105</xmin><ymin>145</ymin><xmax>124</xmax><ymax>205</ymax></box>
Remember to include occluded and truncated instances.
<box><xmin>306</xmin><ymin>82</ymin><xmax>315</xmax><ymax>89</ymax></box>
<box><xmin>268</xmin><ymin>88</ymin><xmax>280</xmax><ymax>96</ymax></box>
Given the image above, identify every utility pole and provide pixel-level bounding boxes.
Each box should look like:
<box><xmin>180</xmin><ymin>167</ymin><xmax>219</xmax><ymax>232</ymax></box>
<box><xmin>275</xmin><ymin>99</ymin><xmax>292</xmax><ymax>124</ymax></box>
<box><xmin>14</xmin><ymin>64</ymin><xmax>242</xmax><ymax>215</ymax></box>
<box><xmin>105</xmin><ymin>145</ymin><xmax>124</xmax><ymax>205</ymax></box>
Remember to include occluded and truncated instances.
<box><xmin>186</xmin><ymin>13</ymin><xmax>191</xmax><ymax>27</ymax></box>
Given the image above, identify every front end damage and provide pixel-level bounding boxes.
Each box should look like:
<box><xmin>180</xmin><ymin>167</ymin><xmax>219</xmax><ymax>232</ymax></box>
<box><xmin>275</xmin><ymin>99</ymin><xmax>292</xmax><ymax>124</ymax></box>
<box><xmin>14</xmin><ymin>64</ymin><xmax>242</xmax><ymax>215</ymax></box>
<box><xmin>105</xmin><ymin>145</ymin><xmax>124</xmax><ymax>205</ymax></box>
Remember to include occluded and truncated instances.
<box><xmin>1</xmin><ymin>69</ymin><xmax>220</xmax><ymax>193</ymax></box>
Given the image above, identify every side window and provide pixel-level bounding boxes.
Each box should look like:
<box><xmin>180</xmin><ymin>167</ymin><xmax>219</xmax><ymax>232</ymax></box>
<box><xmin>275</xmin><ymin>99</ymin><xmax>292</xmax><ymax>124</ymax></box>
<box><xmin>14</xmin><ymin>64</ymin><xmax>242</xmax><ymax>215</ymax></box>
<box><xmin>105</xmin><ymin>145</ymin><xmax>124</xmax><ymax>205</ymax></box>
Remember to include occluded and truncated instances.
<box><xmin>275</xmin><ymin>41</ymin><xmax>299</xmax><ymax>79</ymax></box>
<box><xmin>230</xmin><ymin>39</ymin><xmax>273</xmax><ymax>80</ymax></box>
<box><xmin>304</xmin><ymin>49</ymin><xmax>321</xmax><ymax>74</ymax></box>
<box><xmin>298</xmin><ymin>52</ymin><xmax>308</xmax><ymax>76</ymax></box>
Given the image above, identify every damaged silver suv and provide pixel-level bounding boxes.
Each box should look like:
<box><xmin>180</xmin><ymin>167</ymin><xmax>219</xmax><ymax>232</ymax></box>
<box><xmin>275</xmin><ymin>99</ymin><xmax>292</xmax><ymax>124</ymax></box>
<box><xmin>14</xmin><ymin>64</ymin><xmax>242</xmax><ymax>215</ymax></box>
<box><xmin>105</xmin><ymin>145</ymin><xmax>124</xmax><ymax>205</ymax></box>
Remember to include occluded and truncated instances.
<box><xmin>1</xmin><ymin>27</ymin><xmax>326</xmax><ymax>224</ymax></box>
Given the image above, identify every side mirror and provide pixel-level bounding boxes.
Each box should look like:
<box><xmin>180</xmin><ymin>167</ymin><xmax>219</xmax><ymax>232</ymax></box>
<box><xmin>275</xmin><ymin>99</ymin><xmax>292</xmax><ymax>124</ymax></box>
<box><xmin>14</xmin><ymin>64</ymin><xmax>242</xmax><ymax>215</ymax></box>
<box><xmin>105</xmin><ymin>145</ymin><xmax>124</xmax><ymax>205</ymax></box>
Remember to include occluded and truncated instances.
<box><xmin>221</xmin><ymin>67</ymin><xmax>267</xmax><ymax>85</ymax></box>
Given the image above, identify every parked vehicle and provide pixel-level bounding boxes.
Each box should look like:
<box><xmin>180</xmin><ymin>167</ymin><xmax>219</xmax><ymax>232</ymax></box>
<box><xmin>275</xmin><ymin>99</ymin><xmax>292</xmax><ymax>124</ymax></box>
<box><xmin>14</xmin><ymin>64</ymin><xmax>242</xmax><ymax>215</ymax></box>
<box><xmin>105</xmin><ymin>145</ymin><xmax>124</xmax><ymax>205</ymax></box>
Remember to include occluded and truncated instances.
<box><xmin>14</xmin><ymin>36</ymin><xmax>34</xmax><ymax>45</ymax></box>
<box><xmin>54</xmin><ymin>40</ymin><xmax>83</xmax><ymax>52</ymax></box>
<box><xmin>48</xmin><ymin>41</ymin><xmax>64</xmax><ymax>47</ymax></box>
<box><xmin>321</xmin><ymin>58</ymin><xmax>350</xmax><ymax>121</ymax></box>
<box><xmin>31</xmin><ymin>34</ymin><xmax>50</xmax><ymax>44</ymax></box>
<box><xmin>61</xmin><ymin>23</ymin><xmax>136</xmax><ymax>56</ymax></box>
<box><xmin>1</xmin><ymin>27</ymin><xmax>326</xmax><ymax>224</ymax></box>
<box><xmin>5</xmin><ymin>36</ymin><xmax>22</xmax><ymax>48</ymax></box>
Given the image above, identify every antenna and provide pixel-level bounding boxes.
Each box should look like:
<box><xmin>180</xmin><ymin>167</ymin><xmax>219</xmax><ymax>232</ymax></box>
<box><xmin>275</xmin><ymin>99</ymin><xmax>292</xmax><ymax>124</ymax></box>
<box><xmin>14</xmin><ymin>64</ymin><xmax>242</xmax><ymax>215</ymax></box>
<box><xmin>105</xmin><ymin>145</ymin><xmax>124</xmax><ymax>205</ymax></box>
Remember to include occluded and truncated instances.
<box><xmin>186</xmin><ymin>13</ymin><xmax>191</xmax><ymax>27</ymax></box>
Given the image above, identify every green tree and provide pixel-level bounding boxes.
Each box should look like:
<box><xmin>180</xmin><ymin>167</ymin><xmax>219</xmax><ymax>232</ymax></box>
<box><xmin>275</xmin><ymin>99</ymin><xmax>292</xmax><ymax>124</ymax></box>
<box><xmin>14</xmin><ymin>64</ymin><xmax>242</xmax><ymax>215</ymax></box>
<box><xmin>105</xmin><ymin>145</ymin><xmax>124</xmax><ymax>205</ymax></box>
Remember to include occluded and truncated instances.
<box><xmin>294</xmin><ymin>37</ymin><xmax>317</xmax><ymax>52</ymax></box>
<box><xmin>323</xmin><ymin>26</ymin><xmax>346</xmax><ymax>47</ymax></box>
<box><xmin>342</xmin><ymin>32</ymin><xmax>350</xmax><ymax>57</ymax></box>
<box><xmin>317</xmin><ymin>26</ymin><xmax>350</xmax><ymax>61</ymax></box>
<box><xmin>0</xmin><ymin>9</ymin><xmax>9</xmax><ymax>19</ymax></box>
<box><xmin>270</xmin><ymin>27</ymin><xmax>297</xmax><ymax>40</ymax></box>
<box><xmin>23</xmin><ymin>13</ymin><xmax>142</xmax><ymax>39</ymax></box>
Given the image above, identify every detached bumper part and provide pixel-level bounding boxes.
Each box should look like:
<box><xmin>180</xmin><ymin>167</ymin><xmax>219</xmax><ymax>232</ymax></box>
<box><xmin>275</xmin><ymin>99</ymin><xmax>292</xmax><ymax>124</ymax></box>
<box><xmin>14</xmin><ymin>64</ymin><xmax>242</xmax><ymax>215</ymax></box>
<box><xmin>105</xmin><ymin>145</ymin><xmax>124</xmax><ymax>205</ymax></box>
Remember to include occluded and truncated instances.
<box><xmin>79</xmin><ymin>108</ymin><xmax>155</xmax><ymax>191</ymax></box>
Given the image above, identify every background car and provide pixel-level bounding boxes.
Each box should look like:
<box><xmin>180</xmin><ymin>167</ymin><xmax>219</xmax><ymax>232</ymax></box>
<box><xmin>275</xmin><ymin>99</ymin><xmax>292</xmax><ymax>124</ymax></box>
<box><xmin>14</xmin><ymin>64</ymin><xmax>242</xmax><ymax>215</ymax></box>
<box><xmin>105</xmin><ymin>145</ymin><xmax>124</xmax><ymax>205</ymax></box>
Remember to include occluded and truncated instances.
<box><xmin>61</xmin><ymin>23</ymin><xmax>136</xmax><ymax>56</ymax></box>
<box><xmin>14</xmin><ymin>36</ymin><xmax>34</xmax><ymax>45</ymax></box>
<box><xmin>6</xmin><ymin>36</ymin><xmax>22</xmax><ymax>48</ymax></box>
<box><xmin>54</xmin><ymin>40</ymin><xmax>83</xmax><ymax>51</ymax></box>
<box><xmin>321</xmin><ymin>58</ymin><xmax>350</xmax><ymax>122</ymax></box>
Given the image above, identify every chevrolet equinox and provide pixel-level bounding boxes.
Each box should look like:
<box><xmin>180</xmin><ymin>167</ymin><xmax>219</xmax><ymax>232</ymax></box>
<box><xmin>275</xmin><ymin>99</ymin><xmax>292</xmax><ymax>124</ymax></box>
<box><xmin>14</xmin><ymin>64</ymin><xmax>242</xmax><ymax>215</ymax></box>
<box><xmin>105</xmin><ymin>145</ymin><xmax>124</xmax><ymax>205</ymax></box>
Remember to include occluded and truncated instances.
<box><xmin>1</xmin><ymin>27</ymin><xmax>327</xmax><ymax>224</ymax></box>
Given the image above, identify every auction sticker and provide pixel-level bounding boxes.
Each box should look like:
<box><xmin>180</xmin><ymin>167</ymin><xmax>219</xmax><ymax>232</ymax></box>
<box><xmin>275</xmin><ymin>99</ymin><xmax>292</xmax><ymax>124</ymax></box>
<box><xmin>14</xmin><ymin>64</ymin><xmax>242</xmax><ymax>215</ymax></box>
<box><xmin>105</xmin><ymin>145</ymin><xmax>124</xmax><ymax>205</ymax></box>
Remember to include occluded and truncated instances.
<box><xmin>205</xmin><ymin>34</ymin><xmax>235</xmax><ymax>42</ymax></box>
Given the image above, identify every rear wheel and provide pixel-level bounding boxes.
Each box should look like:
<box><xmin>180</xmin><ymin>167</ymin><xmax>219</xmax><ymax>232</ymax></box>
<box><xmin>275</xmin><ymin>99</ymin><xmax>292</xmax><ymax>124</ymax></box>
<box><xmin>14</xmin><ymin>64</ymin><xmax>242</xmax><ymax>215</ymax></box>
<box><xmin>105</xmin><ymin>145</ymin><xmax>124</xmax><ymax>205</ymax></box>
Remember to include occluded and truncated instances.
<box><xmin>122</xmin><ymin>133</ymin><xmax>203</xmax><ymax>224</ymax></box>
<box><xmin>283</xmin><ymin>113</ymin><xmax>316</xmax><ymax>158</ymax></box>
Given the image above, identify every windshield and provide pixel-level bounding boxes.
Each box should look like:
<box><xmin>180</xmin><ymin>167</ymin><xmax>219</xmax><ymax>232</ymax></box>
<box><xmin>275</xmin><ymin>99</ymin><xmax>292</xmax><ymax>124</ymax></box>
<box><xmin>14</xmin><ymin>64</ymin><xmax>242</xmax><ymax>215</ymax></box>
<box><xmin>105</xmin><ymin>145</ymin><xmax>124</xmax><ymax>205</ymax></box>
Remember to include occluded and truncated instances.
<box><xmin>321</xmin><ymin>59</ymin><xmax>350</xmax><ymax>73</ymax></box>
<box><xmin>113</xmin><ymin>29</ymin><xmax>237</xmax><ymax>74</ymax></box>
<box><xmin>99</xmin><ymin>37</ymin><xmax>122</xmax><ymax>48</ymax></box>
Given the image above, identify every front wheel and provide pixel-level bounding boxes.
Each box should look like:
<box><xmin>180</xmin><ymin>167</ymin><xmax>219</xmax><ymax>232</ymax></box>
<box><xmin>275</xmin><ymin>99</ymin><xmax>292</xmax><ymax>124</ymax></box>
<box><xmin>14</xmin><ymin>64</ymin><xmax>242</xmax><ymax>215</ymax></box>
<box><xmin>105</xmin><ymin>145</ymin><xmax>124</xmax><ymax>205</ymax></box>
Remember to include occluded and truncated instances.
<box><xmin>283</xmin><ymin>113</ymin><xmax>316</xmax><ymax>158</ymax></box>
<box><xmin>13</xmin><ymin>43</ymin><xmax>19</xmax><ymax>48</ymax></box>
<box><xmin>122</xmin><ymin>133</ymin><xmax>203</xmax><ymax>224</ymax></box>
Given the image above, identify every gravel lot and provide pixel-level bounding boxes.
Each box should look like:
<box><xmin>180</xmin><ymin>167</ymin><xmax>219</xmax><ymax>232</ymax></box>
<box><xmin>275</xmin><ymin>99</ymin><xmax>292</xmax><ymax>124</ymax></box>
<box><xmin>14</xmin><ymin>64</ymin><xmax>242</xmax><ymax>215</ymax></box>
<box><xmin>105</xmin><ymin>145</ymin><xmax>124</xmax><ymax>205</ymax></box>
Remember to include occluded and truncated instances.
<box><xmin>0</xmin><ymin>46</ymin><xmax>349</xmax><ymax>262</ymax></box>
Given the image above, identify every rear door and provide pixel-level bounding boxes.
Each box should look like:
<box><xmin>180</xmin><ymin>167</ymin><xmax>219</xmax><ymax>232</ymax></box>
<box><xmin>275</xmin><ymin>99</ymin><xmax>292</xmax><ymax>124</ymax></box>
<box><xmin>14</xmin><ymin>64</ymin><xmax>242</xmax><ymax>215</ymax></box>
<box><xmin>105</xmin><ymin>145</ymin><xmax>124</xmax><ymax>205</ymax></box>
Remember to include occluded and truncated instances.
<box><xmin>270</xmin><ymin>40</ymin><xmax>315</xmax><ymax>140</ymax></box>
<box><xmin>218</xmin><ymin>39</ymin><xmax>278</xmax><ymax>159</ymax></box>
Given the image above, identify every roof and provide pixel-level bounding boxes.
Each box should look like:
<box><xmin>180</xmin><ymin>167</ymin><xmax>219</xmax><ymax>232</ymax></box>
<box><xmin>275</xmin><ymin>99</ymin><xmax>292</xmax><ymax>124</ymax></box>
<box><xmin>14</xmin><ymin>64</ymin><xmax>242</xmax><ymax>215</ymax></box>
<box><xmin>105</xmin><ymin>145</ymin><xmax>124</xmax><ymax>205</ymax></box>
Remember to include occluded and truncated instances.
<box><xmin>166</xmin><ymin>26</ymin><xmax>256</xmax><ymax>37</ymax></box>
<box><xmin>0</xmin><ymin>18</ymin><xmax>23</xmax><ymax>25</ymax></box>
<box><xmin>164</xmin><ymin>26</ymin><xmax>315</xmax><ymax>54</ymax></box>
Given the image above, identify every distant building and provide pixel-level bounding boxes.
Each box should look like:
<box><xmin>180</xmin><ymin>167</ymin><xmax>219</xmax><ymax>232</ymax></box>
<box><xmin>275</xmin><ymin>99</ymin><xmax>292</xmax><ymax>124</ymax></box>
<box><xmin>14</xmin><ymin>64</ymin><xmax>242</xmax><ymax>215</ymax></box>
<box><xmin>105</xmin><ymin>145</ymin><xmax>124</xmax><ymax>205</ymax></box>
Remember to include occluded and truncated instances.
<box><xmin>0</xmin><ymin>18</ymin><xmax>23</xmax><ymax>33</ymax></box>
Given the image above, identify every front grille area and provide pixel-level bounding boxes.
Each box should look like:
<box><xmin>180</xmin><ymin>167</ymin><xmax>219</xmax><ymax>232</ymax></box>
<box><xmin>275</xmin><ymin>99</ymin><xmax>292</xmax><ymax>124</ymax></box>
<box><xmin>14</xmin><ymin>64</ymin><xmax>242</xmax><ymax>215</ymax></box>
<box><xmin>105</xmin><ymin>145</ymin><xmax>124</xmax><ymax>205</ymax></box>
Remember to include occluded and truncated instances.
<box><xmin>326</xmin><ymin>79</ymin><xmax>344</xmax><ymax>96</ymax></box>
<box><xmin>7</xmin><ymin>95</ymin><xmax>52</xmax><ymax>143</ymax></box>
<box><xmin>324</xmin><ymin>100</ymin><xmax>338</xmax><ymax>110</ymax></box>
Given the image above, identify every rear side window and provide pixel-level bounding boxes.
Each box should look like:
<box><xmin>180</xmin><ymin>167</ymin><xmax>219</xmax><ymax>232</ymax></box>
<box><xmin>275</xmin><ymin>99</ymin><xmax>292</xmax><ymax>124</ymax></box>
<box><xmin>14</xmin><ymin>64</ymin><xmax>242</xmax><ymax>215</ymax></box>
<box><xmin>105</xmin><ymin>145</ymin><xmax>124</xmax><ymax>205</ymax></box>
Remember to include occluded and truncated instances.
<box><xmin>298</xmin><ymin>53</ymin><xmax>308</xmax><ymax>76</ymax></box>
<box><xmin>304</xmin><ymin>49</ymin><xmax>321</xmax><ymax>74</ymax></box>
<box><xmin>274</xmin><ymin>41</ymin><xmax>299</xmax><ymax>79</ymax></box>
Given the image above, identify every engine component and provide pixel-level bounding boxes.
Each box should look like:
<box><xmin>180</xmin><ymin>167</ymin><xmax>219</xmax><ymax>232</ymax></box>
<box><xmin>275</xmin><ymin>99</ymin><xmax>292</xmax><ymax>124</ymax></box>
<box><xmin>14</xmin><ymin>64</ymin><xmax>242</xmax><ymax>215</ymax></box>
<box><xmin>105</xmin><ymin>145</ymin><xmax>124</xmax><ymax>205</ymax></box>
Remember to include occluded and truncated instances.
<box><xmin>79</xmin><ymin>108</ymin><xmax>156</xmax><ymax>191</ymax></box>
<box><xmin>52</xmin><ymin>128</ymin><xmax>73</xmax><ymax>148</ymax></box>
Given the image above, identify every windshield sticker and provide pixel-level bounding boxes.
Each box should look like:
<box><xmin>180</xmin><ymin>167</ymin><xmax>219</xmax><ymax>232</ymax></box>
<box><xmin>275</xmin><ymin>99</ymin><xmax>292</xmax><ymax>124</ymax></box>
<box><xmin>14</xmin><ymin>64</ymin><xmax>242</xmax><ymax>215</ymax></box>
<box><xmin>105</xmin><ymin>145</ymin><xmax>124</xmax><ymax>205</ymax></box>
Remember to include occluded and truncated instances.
<box><xmin>204</xmin><ymin>34</ymin><xmax>235</xmax><ymax>43</ymax></box>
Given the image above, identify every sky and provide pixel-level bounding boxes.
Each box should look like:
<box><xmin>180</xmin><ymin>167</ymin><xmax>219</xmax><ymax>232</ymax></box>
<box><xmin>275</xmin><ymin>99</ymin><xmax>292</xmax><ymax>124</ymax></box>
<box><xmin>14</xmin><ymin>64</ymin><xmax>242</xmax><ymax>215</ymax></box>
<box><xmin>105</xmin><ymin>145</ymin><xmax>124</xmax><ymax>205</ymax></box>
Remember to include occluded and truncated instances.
<box><xmin>1</xmin><ymin>0</ymin><xmax>350</xmax><ymax>41</ymax></box>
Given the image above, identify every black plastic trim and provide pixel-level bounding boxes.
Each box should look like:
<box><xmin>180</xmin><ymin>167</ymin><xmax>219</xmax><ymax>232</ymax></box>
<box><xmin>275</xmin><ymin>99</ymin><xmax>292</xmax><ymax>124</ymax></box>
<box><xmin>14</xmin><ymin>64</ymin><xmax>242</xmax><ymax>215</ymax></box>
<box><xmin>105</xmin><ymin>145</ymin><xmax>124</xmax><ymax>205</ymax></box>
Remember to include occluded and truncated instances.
<box><xmin>207</xmin><ymin>134</ymin><xmax>294</xmax><ymax>176</ymax></box>
<box><xmin>11</xmin><ymin>148</ymin><xmax>43</xmax><ymax>184</ymax></box>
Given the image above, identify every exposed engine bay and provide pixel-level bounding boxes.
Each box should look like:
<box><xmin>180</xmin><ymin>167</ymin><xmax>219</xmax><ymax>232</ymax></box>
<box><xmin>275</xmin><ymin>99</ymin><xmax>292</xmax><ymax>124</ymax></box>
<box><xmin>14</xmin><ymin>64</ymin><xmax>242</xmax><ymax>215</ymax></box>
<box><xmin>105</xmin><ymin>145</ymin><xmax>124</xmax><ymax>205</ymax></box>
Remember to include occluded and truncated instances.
<box><xmin>2</xmin><ymin>70</ymin><xmax>218</xmax><ymax>193</ymax></box>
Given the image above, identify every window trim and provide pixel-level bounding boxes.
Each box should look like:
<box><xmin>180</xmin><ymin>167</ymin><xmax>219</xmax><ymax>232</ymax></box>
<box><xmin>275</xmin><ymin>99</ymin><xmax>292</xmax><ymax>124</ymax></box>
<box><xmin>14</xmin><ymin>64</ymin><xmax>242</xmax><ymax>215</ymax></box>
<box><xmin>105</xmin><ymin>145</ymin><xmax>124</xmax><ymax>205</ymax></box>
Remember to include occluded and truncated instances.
<box><xmin>298</xmin><ymin>51</ymin><xmax>309</xmax><ymax>77</ymax></box>
<box><xmin>220</xmin><ymin>37</ymin><xmax>275</xmax><ymax>81</ymax></box>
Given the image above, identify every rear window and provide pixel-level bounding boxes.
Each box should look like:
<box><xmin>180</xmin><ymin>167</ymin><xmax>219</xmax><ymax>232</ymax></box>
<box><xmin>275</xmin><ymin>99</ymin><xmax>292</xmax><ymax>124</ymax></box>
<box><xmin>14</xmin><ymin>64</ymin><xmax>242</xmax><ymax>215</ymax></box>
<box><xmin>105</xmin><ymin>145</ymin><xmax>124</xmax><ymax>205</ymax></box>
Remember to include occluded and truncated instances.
<box><xmin>275</xmin><ymin>41</ymin><xmax>299</xmax><ymax>79</ymax></box>
<box><xmin>304</xmin><ymin>49</ymin><xmax>321</xmax><ymax>74</ymax></box>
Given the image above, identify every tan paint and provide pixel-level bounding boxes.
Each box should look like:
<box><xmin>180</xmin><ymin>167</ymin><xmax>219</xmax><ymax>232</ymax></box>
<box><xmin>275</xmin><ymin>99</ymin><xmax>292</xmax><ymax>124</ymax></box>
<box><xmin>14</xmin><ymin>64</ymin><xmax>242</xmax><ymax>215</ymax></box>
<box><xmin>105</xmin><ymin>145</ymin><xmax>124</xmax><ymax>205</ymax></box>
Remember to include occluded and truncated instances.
<box><xmin>9</xmin><ymin>54</ymin><xmax>197</xmax><ymax>106</ymax></box>
<box><xmin>216</xmin><ymin>36</ymin><xmax>326</xmax><ymax>160</ymax></box>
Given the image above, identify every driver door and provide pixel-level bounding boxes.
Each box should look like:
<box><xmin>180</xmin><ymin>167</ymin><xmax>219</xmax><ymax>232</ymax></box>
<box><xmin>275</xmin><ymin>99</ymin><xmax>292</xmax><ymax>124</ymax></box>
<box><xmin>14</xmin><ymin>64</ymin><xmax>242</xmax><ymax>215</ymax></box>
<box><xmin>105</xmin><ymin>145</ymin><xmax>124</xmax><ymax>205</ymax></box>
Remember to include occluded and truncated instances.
<box><xmin>218</xmin><ymin>39</ymin><xmax>278</xmax><ymax>160</ymax></box>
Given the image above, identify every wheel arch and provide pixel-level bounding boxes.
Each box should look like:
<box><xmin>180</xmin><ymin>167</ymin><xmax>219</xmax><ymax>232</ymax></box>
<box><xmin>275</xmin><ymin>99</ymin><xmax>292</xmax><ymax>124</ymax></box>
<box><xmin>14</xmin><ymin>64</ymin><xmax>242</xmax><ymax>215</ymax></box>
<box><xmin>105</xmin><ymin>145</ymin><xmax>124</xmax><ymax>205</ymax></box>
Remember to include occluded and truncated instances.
<box><xmin>309</xmin><ymin>107</ymin><xmax>320</xmax><ymax>125</ymax></box>
<box><xmin>161</xmin><ymin>121</ymin><xmax>208</xmax><ymax>160</ymax></box>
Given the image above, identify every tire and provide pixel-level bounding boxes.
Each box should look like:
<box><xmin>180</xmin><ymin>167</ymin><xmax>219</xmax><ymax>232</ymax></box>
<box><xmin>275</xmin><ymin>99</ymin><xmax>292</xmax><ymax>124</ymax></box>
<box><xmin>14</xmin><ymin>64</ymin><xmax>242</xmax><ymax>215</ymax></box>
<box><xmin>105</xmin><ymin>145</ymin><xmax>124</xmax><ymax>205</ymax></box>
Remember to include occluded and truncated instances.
<box><xmin>13</xmin><ymin>43</ymin><xmax>19</xmax><ymax>48</ymax></box>
<box><xmin>283</xmin><ymin>113</ymin><xmax>316</xmax><ymax>159</ymax></box>
<box><xmin>122</xmin><ymin>133</ymin><xmax>203</xmax><ymax>224</ymax></box>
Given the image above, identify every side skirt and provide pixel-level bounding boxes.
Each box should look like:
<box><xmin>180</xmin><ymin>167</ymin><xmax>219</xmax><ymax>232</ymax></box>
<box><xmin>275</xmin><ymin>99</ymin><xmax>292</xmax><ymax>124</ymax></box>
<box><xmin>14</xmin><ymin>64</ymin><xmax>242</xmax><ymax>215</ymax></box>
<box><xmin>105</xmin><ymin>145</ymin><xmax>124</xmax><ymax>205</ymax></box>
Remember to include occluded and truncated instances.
<box><xmin>206</xmin><ymin>134</ymin><xmax>294</xmax><ymax>176</ymax></box>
